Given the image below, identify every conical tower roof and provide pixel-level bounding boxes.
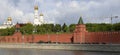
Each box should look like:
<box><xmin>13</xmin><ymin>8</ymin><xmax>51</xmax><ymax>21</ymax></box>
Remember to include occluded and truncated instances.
<box><xmin>78</xmin><ymin>16</ymin><xmax>84</xmax><ymax>24</ymax></box>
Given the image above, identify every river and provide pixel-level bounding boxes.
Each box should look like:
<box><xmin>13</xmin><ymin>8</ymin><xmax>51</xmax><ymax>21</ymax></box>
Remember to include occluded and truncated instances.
<box><xmin>0</xmin><ymin>48</ymin><xmax>120</xmax><ymax>55</ymax></box>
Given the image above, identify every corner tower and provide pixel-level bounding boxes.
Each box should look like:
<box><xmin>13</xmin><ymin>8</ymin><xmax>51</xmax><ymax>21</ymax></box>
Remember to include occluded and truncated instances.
<box><xmin>73</xmin><ymin>16</ymin><xmax>87</xmax><ymax>43</ymax></box>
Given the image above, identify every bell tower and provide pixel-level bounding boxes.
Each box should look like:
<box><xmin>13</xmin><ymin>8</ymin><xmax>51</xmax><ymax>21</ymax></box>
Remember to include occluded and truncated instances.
<box><xmin>33</xmin><ymin>0</ymin><xmax>44</xmax><ymax>25</ymax></box>
<box><xmin>34</xmin><ymin>5</ymin><xmax>40</xmax><ymax>25</ymax></box>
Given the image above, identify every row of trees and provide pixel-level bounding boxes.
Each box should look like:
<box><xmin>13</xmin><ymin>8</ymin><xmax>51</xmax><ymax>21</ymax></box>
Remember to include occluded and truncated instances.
<box><xmin>20</xmin><ymin>23</ymin><xmax>76</xmax><ymax>35</ymax></box>
<box><xmin>19</xmin><ymin>23</ymin><xmax>120</xmax><ymax>34</ymax></box>
<box><xmin>0</xmin><ymin>23</ymin><xmax>120</xmax><ymax>36</ymax></box>
<box><xmin>86</xmin><ymin>23</ymin><xmax>120</xmax><ymax>32</ymax></box>
<box><xmin>0</xmin><ymin>27</ymin><xmax>15</xmax><ymax>36</ymax></box>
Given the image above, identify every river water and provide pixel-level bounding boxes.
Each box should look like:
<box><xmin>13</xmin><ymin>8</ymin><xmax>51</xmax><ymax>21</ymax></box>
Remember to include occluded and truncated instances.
<box><xmin>0</xmin><ymin>48</ymin><xmax>120</xmax><ymax>55</ymax></box>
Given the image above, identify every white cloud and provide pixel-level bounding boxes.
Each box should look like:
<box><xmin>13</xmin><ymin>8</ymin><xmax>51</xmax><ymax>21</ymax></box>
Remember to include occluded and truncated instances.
<box><xmin>0</xmin><ymin>0</ymin><xmax>120</xmax><ymax>25</ymax></box>
<box><xmin>56</xmin><ymin>2</ymin><xmax>62</xmax><ymax>7</ymax></box>
<box><xmin>69</xmin><ymin>1</ymin><xmax>79</xmax><ymax>8</ymax></box>
<box><xmin>10</xmin><ymin>9</ymin><xmax>24</xmax><ymax>18</ymax></box>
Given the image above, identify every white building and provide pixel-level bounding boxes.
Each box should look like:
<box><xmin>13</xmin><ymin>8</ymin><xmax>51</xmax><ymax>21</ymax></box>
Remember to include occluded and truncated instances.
<box><xmin>0</xmin><ymin>17</ymin><xmax>15</xmax><ymax>29</ymax></box>
<box><xmin>33</xmin><ymin>5</ymin><xmax>44</xmax><ymax>25</ymax></box>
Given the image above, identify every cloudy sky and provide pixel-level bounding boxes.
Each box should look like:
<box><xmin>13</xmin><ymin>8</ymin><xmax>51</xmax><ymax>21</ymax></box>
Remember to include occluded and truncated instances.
<box><xmin>0</xmin><ymin>0</ymin><xmax>120</xmax><ymax>25</ymax></box>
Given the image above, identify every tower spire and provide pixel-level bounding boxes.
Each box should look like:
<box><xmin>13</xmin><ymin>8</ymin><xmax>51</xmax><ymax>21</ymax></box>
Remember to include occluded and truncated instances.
<box><xmin>78</xmin><ymin>16</ymin><xmax>84</xmax><ymax>24</ymax></box>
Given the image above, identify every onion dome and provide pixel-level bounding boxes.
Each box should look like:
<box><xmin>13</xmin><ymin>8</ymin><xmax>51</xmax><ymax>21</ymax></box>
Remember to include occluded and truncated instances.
<box><xmin>40</xmin><ymin>13</ymin><xmax>43</xmax><ymax>16</ymax></box>
<box><xmin>7</xmin><ymin>17</ymin><xmax>12</xmax><ymax>21</ymax></box>
<box><xmin>34</xmin><ymin>5</ymin><xmax>38</xmax><ymax>10</ymax></box>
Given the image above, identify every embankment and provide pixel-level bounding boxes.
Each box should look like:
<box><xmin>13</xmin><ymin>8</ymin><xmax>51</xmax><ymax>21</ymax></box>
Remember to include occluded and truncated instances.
<box><xmin>0</xmin><ymin>44</ymin><xmax>120</xmax><ymax>52</ymax></box>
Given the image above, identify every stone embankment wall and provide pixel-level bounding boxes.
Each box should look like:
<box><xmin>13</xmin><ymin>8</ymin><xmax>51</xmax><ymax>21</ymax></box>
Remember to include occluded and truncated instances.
<box><xmin>0</xmin><ymin>44</ymin><xmax>120</xmax><ymax>52</ymax></box>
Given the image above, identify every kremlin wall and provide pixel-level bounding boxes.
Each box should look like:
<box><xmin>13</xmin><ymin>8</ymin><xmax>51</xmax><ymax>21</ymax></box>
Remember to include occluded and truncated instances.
<box><xmin>0</xmin><ymin>17</ymin><xmax>120</xmax><ymax>44</ymax></box>
<box><xmin>0</xmin><ymin>4</ymin><xmax>120</xmax><ymax>44</ymax></box>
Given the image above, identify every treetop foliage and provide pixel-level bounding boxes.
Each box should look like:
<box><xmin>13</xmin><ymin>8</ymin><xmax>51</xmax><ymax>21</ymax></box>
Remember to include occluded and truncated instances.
<box><xmin>0</xmin><ymin>23</ymin><xmax>120</xmax><ymax>36</ymax></box>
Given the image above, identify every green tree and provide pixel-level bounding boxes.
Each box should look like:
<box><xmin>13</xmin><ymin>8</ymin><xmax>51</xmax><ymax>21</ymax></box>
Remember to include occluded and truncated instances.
<box><xmin>113</xmin><ymin>23</ymin><xmax>120</xmax><ymax>31</ymax></box>
<box><xmin>54</xmin><ymin>24</ymin><xmax>61</xmax><ymax>32</ymax></box>
<box><xmin>20</xmin><ymin>23</ymin><xmax>33</xmax><ymax>34</ymax></box>
<box><xmin>0</xmin><ymin>27</ymin><xmax>15</xmax><ymax>36</ymax></box>
<box><xmin>86</xmin><ymin>23</ymin><xmax>112</xmax><ymax>32</ymax></box>
<box><xmin>62</xmin><ymin>23</ymin><xmax>69</xmax><ymax>32</ymax></box>
<box><xmin>69</xmin><ymin>24</ymin><xmax>76</xmax><ymax>32</ymax></box>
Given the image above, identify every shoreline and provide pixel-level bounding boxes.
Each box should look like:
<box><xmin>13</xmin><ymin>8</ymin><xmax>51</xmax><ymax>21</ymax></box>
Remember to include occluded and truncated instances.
<box><xmin>0</xmin><ymin>44</ymin><xmax>120</xmax><ymax>52</ymax></box>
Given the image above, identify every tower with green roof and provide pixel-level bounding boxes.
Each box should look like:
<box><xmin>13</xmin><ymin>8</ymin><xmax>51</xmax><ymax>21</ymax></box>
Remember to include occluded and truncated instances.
<box><xmin>78</xmin><ymin>16</ymin><xmax>84</xmax><ymax>24</ymax></box>
<box><xmin>73</xmin><ymin>16</ymin><xmax>87</xmax><ymax>43</ymax></box>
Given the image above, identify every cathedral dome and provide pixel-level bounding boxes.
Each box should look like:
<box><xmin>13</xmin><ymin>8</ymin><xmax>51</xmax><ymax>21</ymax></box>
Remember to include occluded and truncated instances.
<box><xmin>7</xmin><ymin>17</ymin><xmax>12</xmax><ymax>21</ymax></box>
<box><xmin>40</xmin><ymin>13</ymin><xmax>43</xmax><ymax>16</ymax></box>
<box><xmin>34</xmin><ymin>5</ymin><xmax>38</xmax><ymax>10</ymax></box>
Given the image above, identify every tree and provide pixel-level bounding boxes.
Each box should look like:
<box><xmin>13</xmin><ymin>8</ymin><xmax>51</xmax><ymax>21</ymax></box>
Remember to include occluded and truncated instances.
<box><xmin>86</xmin><ymin>23</ymin><xmax>112</xmax><ymax>32</ymax></box>
<box><xmin>54</xmin><ymin>24</ymin><xmax>61</xmax><ymax>32</ymax></box>
<box><xmin>69</xmin><ymin>24</ymin><xmax>76</xmax><ymax>32</ymax></box>
<box><xmin>0</xmin><ymin>27</ymin><xmax>15</xmax><ymax>36</ymax></box>
<box><xmin>113</xmin><ymin>23</ymin><xmax>120</xmax><ymax>31</ymax></box>
<box><xmin>35</xmin><ymin>24</ymin><xmax>55</xmax><ymax>34</ymax></box>
<box><xmin>20</xmin><ymin>23</ymin><xmax>33</xmax><ymax>34</ymax></box>
<box><xmin>62</xmin><ymin>23</ymin><xmax>69</xmax><ymax>32</ymax></box>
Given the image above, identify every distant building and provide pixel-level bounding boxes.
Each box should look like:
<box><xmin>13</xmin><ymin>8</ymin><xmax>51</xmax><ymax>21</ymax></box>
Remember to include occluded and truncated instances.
<box><xmin>34</xmin><ymin>5</ymin><xmax>44</xmax><ymax>25</ymax></box>
<box><xmin>0</xmin><ymin>17</ymin><xmax>15</xmax><ymax>29</ymax></box>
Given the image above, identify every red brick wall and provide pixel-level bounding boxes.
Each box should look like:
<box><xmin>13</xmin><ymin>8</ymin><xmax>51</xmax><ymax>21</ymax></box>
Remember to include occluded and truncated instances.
<box><xmin>33</xmin><ymin>33</ymin><xmax>72</xmax><ymax>43</ymax></box>
<box><xmin>0</xmin><ymin>24</ymin><xmax>120</xmax><ymax>44</ymax></box>
<box><xmin>73</xmin><ymin>24</ymin><xmax>120</xmax><ymax>44</ymax></box>
<box><xmin>84</xmin><ymin>32</ymin><xmax>120</xmax><ymax>44</ymax></box>
<box><xmin>0</xmin><ymin>33</ymin><xmax>72</xmax><ymax>43</ymax></box>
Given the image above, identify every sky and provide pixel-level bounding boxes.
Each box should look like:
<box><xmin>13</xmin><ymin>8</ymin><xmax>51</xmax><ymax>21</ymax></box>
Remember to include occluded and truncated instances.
<box><xmin>0</xmin><ymin>0</ymin><xmax>120</xmax><ymax>25</ymax></box>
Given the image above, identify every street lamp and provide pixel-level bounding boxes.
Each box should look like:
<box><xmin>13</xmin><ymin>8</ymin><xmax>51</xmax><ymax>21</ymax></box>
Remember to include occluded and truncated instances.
<box><xmin>111</xmin><ymin>16</ymin><xmax>118</xmax><ymax>24</ymax></box>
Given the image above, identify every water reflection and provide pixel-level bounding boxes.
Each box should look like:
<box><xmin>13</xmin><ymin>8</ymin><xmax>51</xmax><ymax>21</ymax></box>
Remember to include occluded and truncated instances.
<box><xmin>0</xmin><ymin>48</ymin><xmax>119</xmax><ymax>55</ymax></box>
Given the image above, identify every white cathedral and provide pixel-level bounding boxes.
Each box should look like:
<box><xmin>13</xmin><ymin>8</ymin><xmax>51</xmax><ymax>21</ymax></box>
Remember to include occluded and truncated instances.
<box><xmin>0</xmin><ymin>17</ymin><xmax>15</xmax><ymax>29</ymax></box>
<box><xmin>0</xmin><ymin>4</ymin><xmax>45</xmax><ymax>29</ymax></box>
<box><xmin>33</xmin><ymin>5</ymin><xmax>44</xmax><ymax>25</ymax></box>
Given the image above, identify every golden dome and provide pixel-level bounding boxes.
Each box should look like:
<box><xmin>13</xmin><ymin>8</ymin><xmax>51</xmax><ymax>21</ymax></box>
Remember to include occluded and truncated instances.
<box><xmin>34</xmin><ymin>5</ymin><xmax>38</xmax><ymax>10</ymax></box>
<box><xmin>7</xmin><ymin>17</ymin><xmax>12</xmax><ymax>21</ymax></box>
<box><xmin>40</xmin><ymin>13</ymin><xmax>43</xmax><ymax>16</ymax></box>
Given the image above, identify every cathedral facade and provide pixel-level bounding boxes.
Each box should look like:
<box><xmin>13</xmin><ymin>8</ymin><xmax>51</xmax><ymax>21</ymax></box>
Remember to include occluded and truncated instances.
<box><xmin>0</xmin><ymin>17</ymin><xmax>14</xmax><ymax>29</ymax></box>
